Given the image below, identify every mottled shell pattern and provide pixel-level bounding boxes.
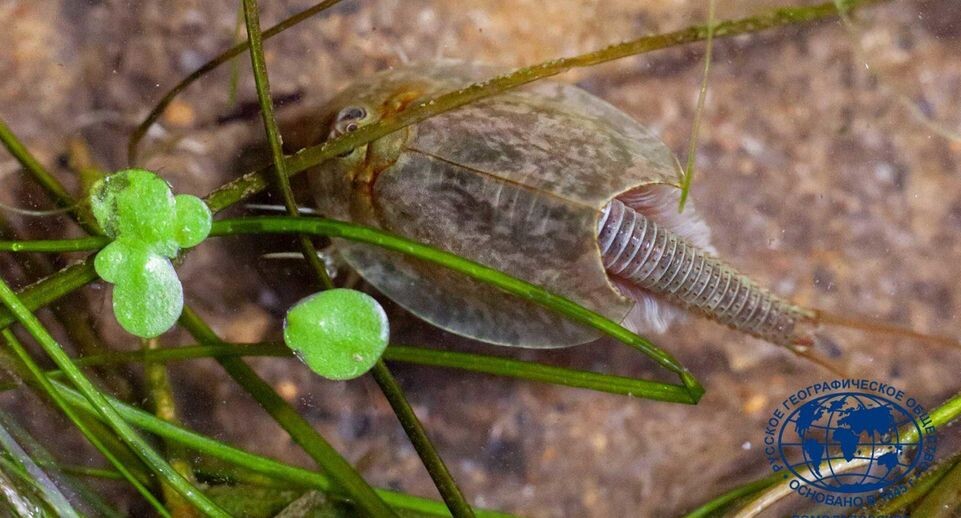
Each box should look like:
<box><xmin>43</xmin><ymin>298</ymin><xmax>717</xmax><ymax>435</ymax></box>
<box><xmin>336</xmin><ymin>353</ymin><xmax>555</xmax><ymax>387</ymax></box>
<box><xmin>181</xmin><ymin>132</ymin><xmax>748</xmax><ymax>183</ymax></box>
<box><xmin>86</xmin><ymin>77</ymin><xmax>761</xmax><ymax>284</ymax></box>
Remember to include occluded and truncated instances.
<box><xmin>299</xmin><ymin>62</ymin><xmax>710</xmax><ymax>348</ymax></box>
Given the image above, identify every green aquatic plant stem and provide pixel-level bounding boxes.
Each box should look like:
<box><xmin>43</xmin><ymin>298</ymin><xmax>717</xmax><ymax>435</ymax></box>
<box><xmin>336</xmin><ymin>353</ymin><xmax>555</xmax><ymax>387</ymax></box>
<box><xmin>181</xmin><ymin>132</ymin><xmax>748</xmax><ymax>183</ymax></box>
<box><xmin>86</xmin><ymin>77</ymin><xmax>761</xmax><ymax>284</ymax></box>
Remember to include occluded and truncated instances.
<box><xmin>0</xmin><ymin>216</ymin><xmax>701</xmax><ymax>402</ymax></box>
<box><xmin>0</xmin><ymin>414</ymin><xmax>79</xmax><ymax>517</ymax></box>
<box><xmin>178</xmin><ymin>306</ymin><xmax>398</xmax><ymax>518</ymax></box>
<box><xmin>864</xmin><ymin>453</ymin><xmax>961</xmax><ymax>515</ymax></box>
<box><xmin>0</xmin><ymin>119</ymin><xmax>80</xmax><ymax>221</ymax></box>
<box><xmin>678</xmin><ymin>0</ymin><xmax>716</xmax><ymax>212</ymax></box>
<box><xmin>7</xmin><ymin>343</ymin><xmax>692</xmax><ymax>402</ymax></box>
<box><xmin>903</xmin><ymin>460</ymin><xmax>961</xmax><ymax>516</ymax></box>
<box><xmin>385</xmin><ymin>346</ymin><xmax>689</xmax><ymax>400</ymax></box>
<box><xmin>723</xmin><ymin>391</ymin><xmax>961</xmax><ymax>517</ymax></box>
<box><xmin>0</xmin><ymin>261</ymin><xmax>99</xmax><ymax>330</ymax></box>
<box><xmin>143</xmin><ymin>337</ymin><xmax>200</xmax><ymax>518</ymax></box>
<box><xmin>369</xmin><ymin>362</ymin><xmax>476</xmax><ymax>518</ymax></box>
<box><xmin>241</xmin><ymin>0</ymin><xmax>333</xmax><ymax>289</ymax></box>
<box><xmin>127</xmin><ymin>0</ymin><xmax>346</xmax><ymax>164</ymax></box>
<box><xmin>0</xmin><ymin>455</ymin><xmax>59</xmax><ymax>516</ymax></box>
<box><xmin>208</xmin><ymin>216</ymin><xmax>702</xmax><ymax>401</ymax></box>
<box><xmin>0</xmin><ymin>236</ymin><xmax>109</xmax><ymax>252</ymax></box>
<box><xmin>0</xmin><ymin>412</ymin><xmax>125</xmax><ymax>518</ymax></box>
<box><xmin>203</xmin><ymin>0</ymin><xmax>886</xmax><ymax>215</ymax></box>
<box><xmin>0</xmin><ymin>281</ymin><xmax>228</xmax><ymax>517</ymax></box>
<box><xmin>0</xmin><ymin>119</ymin><xmax>100</xmax><ymax>235</ymax></box>
<box><xmin>0</xmin><ymin>330</ymin><xmax>170</xmax><ymax>517</ymax></box>
<box><xmin>49</xmin><ymin>378</ymin><xmax>513</xmax><ymax>518</ymax></box>
<box><xmin>682</xmin><ymin>472</ymin><xmax>782</xmax><ymax>518</ymax></box>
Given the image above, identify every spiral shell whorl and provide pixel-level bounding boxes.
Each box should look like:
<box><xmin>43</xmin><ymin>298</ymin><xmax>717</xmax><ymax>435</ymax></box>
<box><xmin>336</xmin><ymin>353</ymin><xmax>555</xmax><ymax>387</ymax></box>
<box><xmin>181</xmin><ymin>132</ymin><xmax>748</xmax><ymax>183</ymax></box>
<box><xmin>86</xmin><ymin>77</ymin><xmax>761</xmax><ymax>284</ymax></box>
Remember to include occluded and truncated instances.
<box><xmin>598</xmin><ymin>198</ymin><xmax>810</xmax><ymax>346</ymax></box>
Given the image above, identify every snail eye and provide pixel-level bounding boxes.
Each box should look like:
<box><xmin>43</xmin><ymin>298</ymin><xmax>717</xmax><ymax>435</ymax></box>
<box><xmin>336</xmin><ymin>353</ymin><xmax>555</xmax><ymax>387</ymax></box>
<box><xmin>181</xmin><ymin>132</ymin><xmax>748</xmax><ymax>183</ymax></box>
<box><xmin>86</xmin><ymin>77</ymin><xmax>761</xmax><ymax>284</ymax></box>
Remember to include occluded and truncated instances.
<box><xmin>331</xmin><ymin>105</ymin><xmax>369</xmax><ymax>157</ymax></box>
<box><xmin>337</xmin><ymin>106</ymin><xmax>367</xmax><ymax>122</ymax></box>
<box><xmin>333</xmin><ymin>105</ymin><xmax>368</xmax><ymax>138</ymax></box>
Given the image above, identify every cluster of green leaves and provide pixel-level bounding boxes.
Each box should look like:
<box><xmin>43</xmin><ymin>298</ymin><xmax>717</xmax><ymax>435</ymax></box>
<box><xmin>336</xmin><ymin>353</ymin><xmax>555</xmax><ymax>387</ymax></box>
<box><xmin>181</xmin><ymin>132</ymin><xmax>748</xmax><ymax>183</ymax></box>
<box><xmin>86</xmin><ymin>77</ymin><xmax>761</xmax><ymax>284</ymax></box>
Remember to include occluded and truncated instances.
<box><xmin>91</xmin><ymin>169</ymin><xmax>211</xmax><ymax>338</ymax></box>
<box><xmin>2</xmin><ymin>0</ymin><xmax>952</xmax><ymax>517</ymax></box>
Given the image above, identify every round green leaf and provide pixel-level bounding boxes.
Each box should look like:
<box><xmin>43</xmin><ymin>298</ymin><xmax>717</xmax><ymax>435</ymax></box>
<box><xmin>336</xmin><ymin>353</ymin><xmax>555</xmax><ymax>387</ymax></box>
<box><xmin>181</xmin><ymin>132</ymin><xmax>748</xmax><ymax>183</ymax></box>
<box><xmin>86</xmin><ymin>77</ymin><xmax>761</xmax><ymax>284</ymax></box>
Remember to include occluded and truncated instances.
<box><xmin>173</xmin><ymin>194</ymin><xmax>212</xmax><ymax>249</ymax></box>
<box><xmin>114</xmin><ymin>170</ymin><xmax>176</xmax><ymax>245</ymax></box>
<box><xmin>90</xmin><ymin>169</ymin><xmax>174</xmax><ymax>242</ymax></box>
<box><xmin>110</xmin><ymin>253</ymin><xmax>184</xmax><ymax>338</ymax></box>
<box><xmin>93</xmin><ymin>240</ymin><xmax>133</xmax><ymax>283</ymax></box>
<box><xmin>283</xmin><ymin>289</ymin><xmax>390</xmax><ymax>381</ymax></box>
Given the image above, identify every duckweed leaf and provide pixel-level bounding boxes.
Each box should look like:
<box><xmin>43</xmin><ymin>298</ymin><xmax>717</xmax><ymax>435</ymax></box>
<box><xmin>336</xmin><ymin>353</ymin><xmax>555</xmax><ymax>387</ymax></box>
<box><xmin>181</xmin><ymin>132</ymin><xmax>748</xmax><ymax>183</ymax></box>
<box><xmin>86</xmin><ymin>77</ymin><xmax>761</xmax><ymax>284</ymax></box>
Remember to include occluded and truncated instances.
<box><xmin>283</xmin><ymin>289</ymin><xmax>390</xmax><ymax>381</ymax></box>
<box><xmin>92</xmin><ymin>240</ymin><xmax>130</xmax><ymax>284</ymax></box>
<box><xmin>111</xmin><ymin>254</ymin><xmax>184</xmax><ymax>338</ymax></box>
<box><xmin>113</xmin><ymin>170</ymin><xmax>176</xmax><ymax>245</ymax></box>
<box><xmin>89</xmin><ymin>169</ymin><xmax>212</xmax><ymax>338</ymax></box>
<box><xmin>173</xmin><ymin>194</ymin><xmax>213</xmax><ymax>249</ymax></box>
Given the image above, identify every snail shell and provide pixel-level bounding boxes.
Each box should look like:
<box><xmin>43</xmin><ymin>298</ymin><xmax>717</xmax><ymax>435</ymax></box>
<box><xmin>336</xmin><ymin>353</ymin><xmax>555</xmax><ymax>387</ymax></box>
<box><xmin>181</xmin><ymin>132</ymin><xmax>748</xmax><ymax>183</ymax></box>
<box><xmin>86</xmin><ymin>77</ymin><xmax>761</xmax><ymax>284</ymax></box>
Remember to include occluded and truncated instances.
<box><xmin>297</xmin><ymin>62</ymin><xmax>713</xmax><ymax>348</ymax></box>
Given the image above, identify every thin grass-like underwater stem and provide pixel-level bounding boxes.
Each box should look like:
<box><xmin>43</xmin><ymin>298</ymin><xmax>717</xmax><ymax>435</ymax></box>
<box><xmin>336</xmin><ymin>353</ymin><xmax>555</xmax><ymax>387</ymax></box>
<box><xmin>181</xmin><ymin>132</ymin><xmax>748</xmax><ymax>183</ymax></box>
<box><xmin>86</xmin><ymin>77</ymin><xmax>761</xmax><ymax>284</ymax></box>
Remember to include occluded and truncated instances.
<box><xmin>0</xmin><ymin>293</ymin><xmax>230</xmax><ymax>517</ymax></box>
<box><xmin>681</xmin><ymin>472</ymin><xmax>782</xmax><ymax>518</ymax></box>
<box><xmin>2</xmin><ymin>342</ymin><xmax>693</xmax><ymax>403</ymax></box>
<box><xmin>0</xmin><ymin>330</ymin><xmax>171</xmax><ymax>517</ymax></box>
<box><xmin>0</xmin><ymin>412</ymin><xmax>125</xmax><ymax>518</ymax></box>
<box><xmin>0</xmin><ymin>236</ymin><xmax>109</xmax><ymax>253</ymax></box>
<box><xmin>370</xmin><ymin>361</ymin><xmax>476</xmax><ymax>518</ymax></box>
<box><xmin>207</xmin><ymin>215</ymin><xmax>703</xmax><ymax>402</ymax></box>
<box><xmin>710</xmin><ymin>390</ymin><xmax>961</xmax><ymax>517</ymax></box>
<box><xmin>142</xmin><ymin>336</ymin><xmax>201</xmax><ymax>517</ymax></box>
<box><xmin>678</xmin><ymin>0</ymin><xmax>717</xmax><ymax>212</ymax></box>
<box><xmin>0</xmin><ymin>214</ymin><xmax>702</xmax><ymax>402</ymax></box>
<box><xmin>48</xmin><ymin>378</ymin><xmax>514</xmax><ymax>518</ymax></box>
<box><xmin>203</xmin><ymin>0</ymin><xmax>887</xmax><ymax>215</ymax></box>
<box><xmin>860</xmin><ymin>452</ymin><xmax>961</xmax><ymax>516</ymax></box>
<box><xmin>127</xmin><ymin>0</ymin><xmax>346</xmax><ymax>165</ymax></box>
<box><xmin>0</xmin><ymin>416</ymin><xmax>79</xmax><ymax>517</ymax></box>
<box><xmin>242</xmin><ymin>0</ymin><xmax>334</xmax><ymax>290</ymax></box>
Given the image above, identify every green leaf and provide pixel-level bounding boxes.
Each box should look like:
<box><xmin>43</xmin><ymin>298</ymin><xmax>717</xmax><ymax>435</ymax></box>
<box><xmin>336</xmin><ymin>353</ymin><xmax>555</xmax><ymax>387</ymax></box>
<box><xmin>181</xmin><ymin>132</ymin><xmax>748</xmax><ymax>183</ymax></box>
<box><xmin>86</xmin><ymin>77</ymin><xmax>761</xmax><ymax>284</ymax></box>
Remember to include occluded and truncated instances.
<box><xmin>173</xmin><ymin>194</ymin><xmax>212</xmax><ymax>249</ymax></box>
<box><xmin>91</xmin><ymin>170</ymin><xmax>171</xmax><ymax>241</ymax></box>
<box><xmin>88</xmin><ymin>168</ymin><xmax>212</xmax><ymax>338</ymax></box>
<box><xmin>110</xmin><ymin>251</ymin><xmax>184</xmax><ymax>338</ymax></box>
<box><xmin>92</xmin><ymin>240</ymin><xmax>130</xmax><ymax>284</ymax></box>
<box><xmin>284</xmin><ymin>289</ymin><xmax>389</xmax><ymax>381</ymax></box>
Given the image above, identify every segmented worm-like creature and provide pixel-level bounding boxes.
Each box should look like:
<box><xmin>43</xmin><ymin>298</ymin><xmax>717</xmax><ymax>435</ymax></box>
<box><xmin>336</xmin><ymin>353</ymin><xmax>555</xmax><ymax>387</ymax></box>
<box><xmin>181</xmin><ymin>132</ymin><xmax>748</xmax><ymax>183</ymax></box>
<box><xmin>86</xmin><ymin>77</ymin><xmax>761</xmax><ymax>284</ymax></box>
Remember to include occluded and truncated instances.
<box><xmin>598</xmin><ymin>196</ymin><xmax>814</xmax><ymax>348</ymax></box>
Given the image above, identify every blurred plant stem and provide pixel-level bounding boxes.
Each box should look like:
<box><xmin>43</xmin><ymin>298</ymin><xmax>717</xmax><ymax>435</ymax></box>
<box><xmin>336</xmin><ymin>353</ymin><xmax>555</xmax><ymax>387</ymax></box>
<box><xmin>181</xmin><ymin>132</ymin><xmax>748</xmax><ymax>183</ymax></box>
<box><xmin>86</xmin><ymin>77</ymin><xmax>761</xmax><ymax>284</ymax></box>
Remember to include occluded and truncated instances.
<box><xmin>144</xmin><ymin>336</ymin><xmax>200</xmax><ymax>518</ymax></box>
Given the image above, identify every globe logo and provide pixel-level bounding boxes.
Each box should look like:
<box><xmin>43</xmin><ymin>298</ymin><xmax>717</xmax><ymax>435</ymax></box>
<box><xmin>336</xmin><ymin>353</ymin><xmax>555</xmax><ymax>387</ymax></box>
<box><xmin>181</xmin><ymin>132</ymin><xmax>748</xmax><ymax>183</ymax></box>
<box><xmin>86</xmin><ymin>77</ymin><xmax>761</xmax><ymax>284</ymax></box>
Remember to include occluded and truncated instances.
<box><xmin>777</xmin><ymin>392</ymin><xmax>923</xmax><ymax>493</ymax></box>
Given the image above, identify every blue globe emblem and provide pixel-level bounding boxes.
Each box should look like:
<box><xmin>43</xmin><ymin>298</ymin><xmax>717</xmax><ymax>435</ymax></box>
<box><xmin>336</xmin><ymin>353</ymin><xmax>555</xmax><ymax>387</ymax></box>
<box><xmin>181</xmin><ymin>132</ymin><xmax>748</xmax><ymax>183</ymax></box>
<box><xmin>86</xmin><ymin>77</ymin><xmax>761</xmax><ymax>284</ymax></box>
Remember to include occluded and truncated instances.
<box><xmin>778</xmin><ymin>392</ymin><xmax>923</xmax><ymax>493</ymax></box>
